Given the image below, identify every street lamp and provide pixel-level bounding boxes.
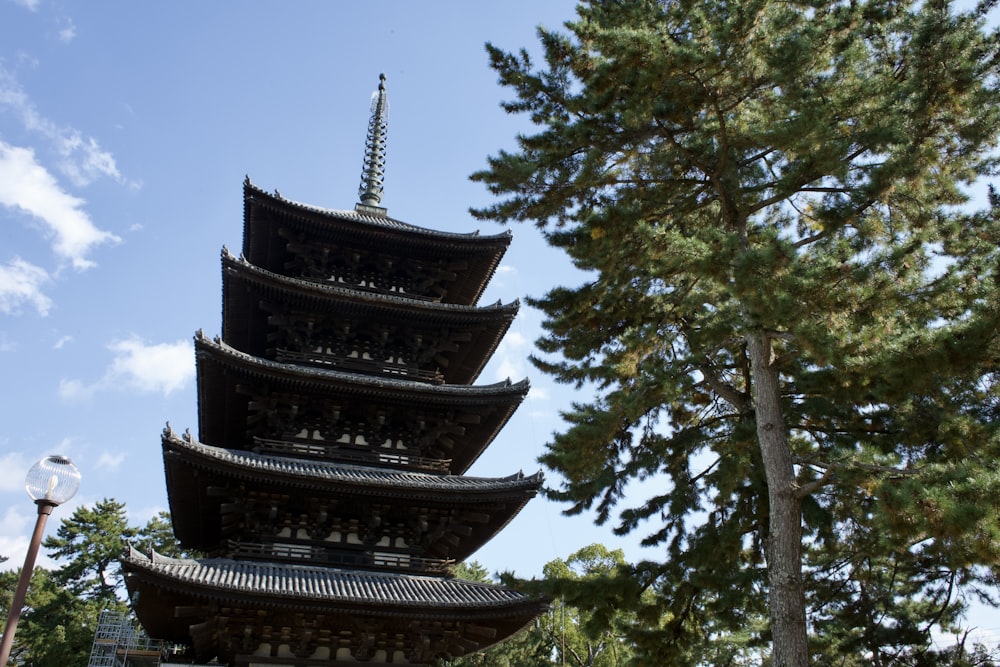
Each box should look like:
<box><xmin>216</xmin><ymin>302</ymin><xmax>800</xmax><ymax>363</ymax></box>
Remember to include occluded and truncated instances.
<box><xmin>0</xmin><ymin>455</ymin><xmax>80</xmax><ymax>666</ymax></box>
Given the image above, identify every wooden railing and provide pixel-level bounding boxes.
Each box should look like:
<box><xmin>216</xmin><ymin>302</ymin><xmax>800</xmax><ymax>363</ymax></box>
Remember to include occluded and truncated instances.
<box><xmin>275</xmin><ymin>348</ymin><xmax>444</xmax><ymax>384</ymax></box>
<box><xmin>252</xmin><ymin>437</ymin><xmax>452</xmax><ymax>474</ymax></box>
<box><xmin>227</xmin><ymin>540</ymin><xmax>454</xmax><ymax>574</ymax></box>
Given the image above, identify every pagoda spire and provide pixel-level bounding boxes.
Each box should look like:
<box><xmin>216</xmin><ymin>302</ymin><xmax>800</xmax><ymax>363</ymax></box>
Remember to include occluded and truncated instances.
<box><xmin>357</xmin><ymin>73</ymin><xmax>389</xmax><ymax>215</ymax></box>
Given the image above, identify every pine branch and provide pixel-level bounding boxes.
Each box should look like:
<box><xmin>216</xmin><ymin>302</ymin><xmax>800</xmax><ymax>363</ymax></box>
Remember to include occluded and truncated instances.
<box><xmin>688</xmin><ymin>457</ymin><xmax>721</xmax><ymax>487</ymax></box>
<box><xmin>793</xmin><ymin>466</ymin><xmax>835</xmax><ymax>498</ymax></box>
<box><xmin>791</xmin><ymin>456</ymin><xmax>924</xmax><ymax>498</ymax></box>
<box><xmin>696</xmin><ymin>363</ymin><xmax>749</xmax><ymax>411</ymax></box>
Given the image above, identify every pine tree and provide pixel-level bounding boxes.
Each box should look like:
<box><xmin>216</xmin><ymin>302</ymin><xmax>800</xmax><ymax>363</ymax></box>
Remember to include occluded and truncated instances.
<box><xmin>1</xmin><ymin>503</ymin><xmax>185</xmax><ymax>665</ymax></box>
<box><xmin>472</xmin><ymin>0</ymin><xmax>1000</xmax><ymax>663</ymax></box>
<box><xmin>43</xmin><ymin>498</ymin><xmax>136</xmax><ymax>603</ymax></box>
<box><xmin>441</xmin><ymin>561</ymin><xmax>555</xmax><ymax>666</ymax></box>
<box><xmin>535</xmin><ymin>544</ymin><xmax>641</xmax><ymax>667</ymax></box>
<box><xmin>0</xmin><ymin>568</ymin><xmax>115</xmax><ymax>667</ymax></box>
<box><xmin>133</xmin><ymin>510</ymin><xmax>195</xmax><ymax>558</ymax></box>
<box><xmin>443</xmin><ymin>550</ymin><xmax>644</xmax><ymax>666</ymax></box>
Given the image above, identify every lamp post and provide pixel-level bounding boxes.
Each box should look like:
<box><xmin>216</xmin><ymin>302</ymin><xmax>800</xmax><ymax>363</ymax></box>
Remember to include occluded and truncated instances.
<box><xmin>0</xmin><ymin>455</ymin><xmax>80</xmax><ymax>666</ymax></box>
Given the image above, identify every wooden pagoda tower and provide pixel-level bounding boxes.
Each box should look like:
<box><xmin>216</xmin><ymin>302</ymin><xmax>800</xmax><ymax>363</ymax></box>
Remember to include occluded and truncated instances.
<box><xmin>123</xmin><ymin>75</ymin><xmax>546</xmax><ymax>666</ymax></box>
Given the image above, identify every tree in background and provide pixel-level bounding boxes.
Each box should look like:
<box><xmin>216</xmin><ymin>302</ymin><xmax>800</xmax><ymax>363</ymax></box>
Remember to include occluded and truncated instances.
<box><xmin>532</xmin><ymin>544</ymin><xmax>639</xmax><ymax>667</ymax></box>
<box><xmin>1</xmin><ymin>501</ymin><xmax>185</xmax><ymax>666</ymax></box>
<box><xmin>0</xmin><ymin>567</ymin><xmax>107</xmax><ymax>667</ymax></box>
<box><xmin>43</xmin><ymin>498</ymin><xmax>136</xmax><ymax>603</ymax></box>
<box><xmin>473</xmin><ymin>0</ymin><xmax>1000</xmax><ymax>664</ymax></box>
<box><xmin>443</xmin><ymin>561</ymin><xmax>554</xmax><ymax>666</ymax></box>
<box><xmin>133</xmin><ymin>510</ymin><xmax>190</xmax><ymax>559</ymax></box>
<box><xmin>443</xmin><ymin>548</ymin><xmax>642</xmax><ymax>666</ymax></box>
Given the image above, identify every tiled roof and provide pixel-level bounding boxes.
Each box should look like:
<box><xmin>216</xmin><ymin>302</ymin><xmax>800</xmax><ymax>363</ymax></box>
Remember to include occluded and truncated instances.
<box><xmin>222</xmin><ymin>249</ymin><xmax>519</xmax><ymax>316</ymax></box>
<box><xmin>163</xmin><ymin>427</ymin><xmax>543</xmax><ymax>494</ymax></box>
<box><xmin>196</xmin><ymin>331</ymin><xmax>530</xmax><ymax>397</ymax></box>
<box><xmin>244</xmin><ymin>179</ymin><xmax>512</xmax><ymax>243</ymax></box>
<box><xmin>124</xmin><ymin>546</ymin><xmax>537</xmax><ymax>610</ymax></box>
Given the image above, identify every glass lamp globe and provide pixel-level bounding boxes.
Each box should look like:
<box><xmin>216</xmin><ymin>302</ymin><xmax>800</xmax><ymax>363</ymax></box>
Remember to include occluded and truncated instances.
<box><xmin>25</xmin><ymin>455</ymin><xmax>81</xmax><ymax>506</ymax></box>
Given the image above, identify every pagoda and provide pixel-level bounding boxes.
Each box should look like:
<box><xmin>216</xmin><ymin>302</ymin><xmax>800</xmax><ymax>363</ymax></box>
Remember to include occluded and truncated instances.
<box><xmin>123</xmin><ymin>75</ymin><xmax>546</xmax><ymax>666</ymax></box>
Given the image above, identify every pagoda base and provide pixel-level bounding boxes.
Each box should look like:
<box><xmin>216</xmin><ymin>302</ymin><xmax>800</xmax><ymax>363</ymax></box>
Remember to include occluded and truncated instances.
<box><xmin>123</xmin><ymin>548</ymin><xmax>546</xmax><ymax>666</ymax></box>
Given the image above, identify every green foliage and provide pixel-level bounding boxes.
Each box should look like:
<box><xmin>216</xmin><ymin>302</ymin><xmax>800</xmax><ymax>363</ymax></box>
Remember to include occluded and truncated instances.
<box><xmin>927</xmin><ymin>636</ymin><xmax>1000</xmax><ymax>667</ymax></box>
<box><xmin>443</xmin><ymin>561</ymin><xmax>554</xmax><ymax>666</ymax></box>
<box><xmin>452</xmin><ymin>560</ymin><xmax>494</xmax><ymax>584</ymax></box>
<box><xmin>133</xmin><ymin>510</ymin><xmax>194</xmax><ymax>558</ymax></box>
<box><xmin>534</xmin><ymin>544</ymin><xmax>640</xmax><ymax>666</ymax></box>
<box><xmin>0</xmin><ymin>567</ymin><xmax>125</xmax><ymax>667</ymax></box>
<box><xmin>2</xmin><ymin>502</ymin><xmax>184</xmax><ymax>666</ymax></box>
<box><xmin>444</xmin><ymin>548</ymin><xmax>643</xmax><ymax>666</ymax></box>
<box><xmin>474</xmin><ymin>0</ymin><xmax>1000</xmax><ymax>663</ymax></box>
<box><xmin>439</xmin><ymin>623</ymin><xmax>554</xmax><ymax>667</ymax></box>
<box><xmin>43</xmin><ymin>498</ymin><xmax>136</xmax><ymax>603</ymax></box>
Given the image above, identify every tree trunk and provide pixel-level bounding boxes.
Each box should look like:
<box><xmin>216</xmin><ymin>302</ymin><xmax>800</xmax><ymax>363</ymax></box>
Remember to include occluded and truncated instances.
<box><xmin>747</xmin><ymin>332</ymin><xmax>809</xmax><ymax>666</ymax></box>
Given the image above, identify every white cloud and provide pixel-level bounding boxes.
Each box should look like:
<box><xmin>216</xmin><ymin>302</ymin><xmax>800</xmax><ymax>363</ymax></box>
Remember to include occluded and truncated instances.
<box><xmin>0</xmin><ymin>257</ymin><xmax>52</xmax><ymax>314</ymax></box>
<box><xmin>491</xmin><ymin>329</ymin><xmax>530</xmax><ymax>381</ymax></box>
<box><xmin>503</xmin><ymin>330</ymin><xmax>527</xmax><ymax>348</ymax></box>
<box><xmin>0</xmin><ymin>451</ymin><xmax>30</xmax><ymax>492</ymax></box>
<box><xmin>0</xmin><ymin>142</ymin><xmax>120</xmax><ymax>269</ymax></box>
<box><xmin>493</xmin><ymin>354</ymin><xmax>523</xmax><ymax>382</ymax></box>
<box><xmin>107</xmin><ymin>338</ymin><xmax>194</xmax><ymax>395</ymax></box>
<box><xmin>527</xmin><ymin>385</ymin><xmax>550</xmax><ymax>401</ymax></box>
<box><xmin>96</xmin><ymin>451</ymin><xmax>125</xmax><ymax>472</ymax></box>
<box><xmin>0</xmin><ymin>63</ymin><xmax>129</xmax><ymax>188</ymax></box>
<box><xmin>128</xmin><ymin>504</ymin><xmax>169</xmax><ymax>528</ymax></box>
<box><xmin>0</xmin><ymin>63</ymin><xmax>31</xmax><ymax>109</ymax></box>
<box><xmin>56</xmin><ymin>18</ymin><xmax>76</xmax><ymax>43</ymax></box>
<box><xmin>56</xmin><ymin>133</ymin><xmax>122</xmax><ymax>188</ymax></box>
<box><xmin>57</xmin><ymin>377</ymin><xmax>93</xmax><ymax>401</ymax></box>
<box><xmin>0</xmin><ymin>505</ymin><xmax>32</xmax><ymax>569</ymax></box>
<box><xmin>10</xmin><ymin>0</ymin><xmax>41</xmax><ymax>11</ymax></box>
<box><xmin>0</xmin><ymin>500</ymin><xmax>81</xmax><ymax>571</ymax></box>
<box><xmin>60</xmin><ymin>336</ymin><xmax>194</xmax><ymax>400</ymax></box>
<box><xmin>53</xmin><ymin>335</ymin><xmax>72</xmax><ymax>349</ymax></box>
<box><xmin>485</xmin><ymin>264</ymin><xmax>519</xmax><ymax>294</ymax></box>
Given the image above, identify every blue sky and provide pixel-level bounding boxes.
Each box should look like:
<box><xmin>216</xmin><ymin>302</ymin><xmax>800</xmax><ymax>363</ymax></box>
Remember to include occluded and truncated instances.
<box><xmin>0</xmin><ymin>0</ymin><xmax>645</xmax><ymax>579</ymax></box>
<box><xmin>1</xmin><ymin>0</ymin><xmax>997</xmax><ymax>648</ymax></box>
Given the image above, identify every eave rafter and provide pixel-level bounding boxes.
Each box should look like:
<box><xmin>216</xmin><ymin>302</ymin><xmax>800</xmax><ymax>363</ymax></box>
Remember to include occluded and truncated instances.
<box><xmin>162</xmin><ymin>427</ymin><xmax>541</xmax><ymax>565</ymax></box>
<box><xmin>242</xmin><ymin>180</ymin><xmax>511</xmax><ymax>307</ymax></box>
<box><xmin>221</xmin><ymin>250</ymin><xmax>517</xmax><ymax>385</ymax></box>
<box><xmin>123</xmin><ymin>546</ymin><xmax>546</xmax><ymax>665</ymax></box>
<box><xmin>195</xmin><ymin>333</ymin><xmax>526</xmax><ymax>473</ymax></box>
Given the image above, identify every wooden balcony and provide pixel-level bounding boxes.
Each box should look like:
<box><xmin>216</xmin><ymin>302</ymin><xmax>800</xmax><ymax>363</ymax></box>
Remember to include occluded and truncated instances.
<box><xmin>227</xmin><ymin>540</ymin><xmax>454</xmax><ymax>575</ymax></box>
<box><xmin>275</xmin><ymin>348</ymin><xmax>444</xmax><ymax>384</ymax></box>
<box><xmin>252</xmin><ymin>437</ymin><xmax>451</xmax><ymax>473</ymax></box>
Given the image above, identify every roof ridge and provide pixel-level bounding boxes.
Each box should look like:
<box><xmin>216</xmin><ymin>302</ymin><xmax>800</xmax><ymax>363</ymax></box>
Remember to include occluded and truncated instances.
<box><xmin>222</xmin><ymin>249</ymin><xmax>519</xmax><ymax>313</ymax></box>
<box><xmin>195</xmin><ymin>330</ymin><xmax>531</xmax><ymax>395</ymax></box>
<box><xmin>162</xmin><ymin>429</ymin><xmax>545</xmax><ymax>491</ymax></box>
<box><xmin>243</xmin><ymin>177</ymin><xmax>513</xmax><ymax>242</ymax></box>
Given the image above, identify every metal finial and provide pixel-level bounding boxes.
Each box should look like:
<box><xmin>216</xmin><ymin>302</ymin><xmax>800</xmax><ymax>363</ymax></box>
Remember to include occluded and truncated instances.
<box><xmin>357</xmin><ymin>73</ymin><xmax>389</xmax><ymax>214</ymax></box>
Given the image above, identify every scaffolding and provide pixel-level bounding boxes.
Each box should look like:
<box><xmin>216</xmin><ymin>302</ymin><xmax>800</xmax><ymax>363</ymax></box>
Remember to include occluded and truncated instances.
<box><xmin>88</xmin><ymin>610</ymin><xmax>164</xmax><ymax>667</ymax></box>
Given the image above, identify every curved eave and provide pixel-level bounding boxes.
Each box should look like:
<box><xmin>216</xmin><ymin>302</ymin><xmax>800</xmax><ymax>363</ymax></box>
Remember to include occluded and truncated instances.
<box><xmin>196</xmin><ymin>332</ymin><xmax>528</xmax><ymax>399</ymax></box>
<box><xmin>242</xmin><ymin>180</ymin><xmax>510</xmax><ymax>305</ymax></box>
<box><xmin>221</xmin><ymin>251</ymin><xmax>517</xmax><ymax>384</ymax></box>
<box><xmin>163</xmin><ymin>429</ymin><xmax>542</xmax><ymax>560</ymax></box>
<box><xmin>165</xmin><ymin>428</ymin><xmax>542</xmax><ymax>500</ymax></box>
<box><xmin>244</xmin><ymin>179</ymin><xmax>511</xmax><ymax>243</ymax></box>
<box><xmin>224</xmin><ymin>250</ymin><xmax>518</xmax><ymax>318</ymax></box>
<box><xmin>195</xmin><ymin>333</ymin><xmax>526</xmax><ymax>470</ymax></box>
<box><xmin>124</xmin><ymin>546</ymin><xmax>541</xmax><ymax>612</ymax></box>
<box><xmin>123</xmin><ymin>547</ymin><xmax>547</xmax><ymax>653</ymax></box>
